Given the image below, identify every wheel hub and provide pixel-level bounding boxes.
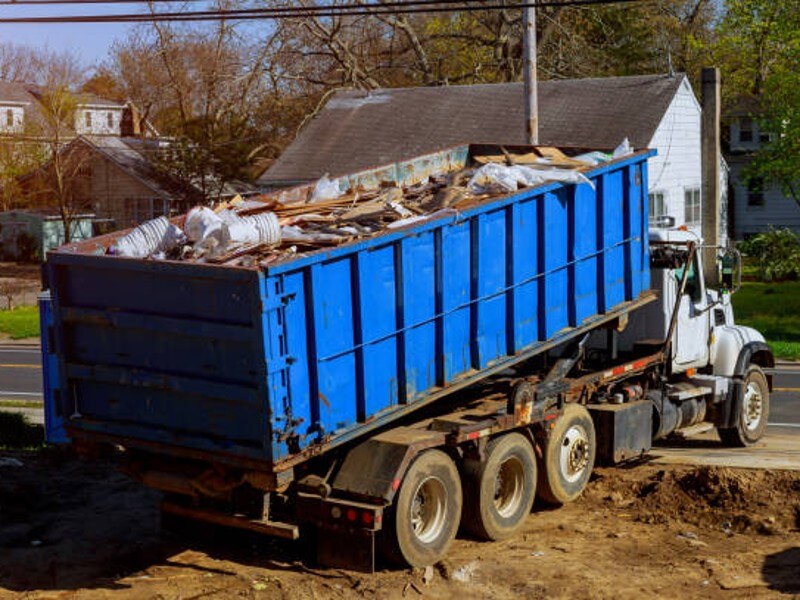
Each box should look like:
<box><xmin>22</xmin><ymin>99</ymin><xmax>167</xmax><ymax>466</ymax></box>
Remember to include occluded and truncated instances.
<box><xmin>410</xmin><ymin>476</ymin><xmax>447</xmax><ymax>544</ymax></box>
<box><xmin>560</xmin><ymin>425</ymin><xmax>589</xmax><ymax>483</ymax></box>
<box><xmin>493</xmin><ymin>457</ymin><xmax>525</xmax><ymax>518</ymax></box>
<box><xmin>743</xmin><ymin>382</ymin><xmax>763</xmax><ymax>432</ymax></box>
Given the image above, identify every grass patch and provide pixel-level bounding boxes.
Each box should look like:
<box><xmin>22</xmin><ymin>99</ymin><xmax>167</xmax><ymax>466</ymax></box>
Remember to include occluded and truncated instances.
<box><xmin>733</xmin><ymin>281</ymin><xmax>800</xmax><ymax>360</ymax></box>
<box><xmin>0</xmin><ymin>411</ymin><xmax>44</xmax><ymax>449</ymax></box>
<box><xmin>0</xmin><ymin>305</ymin><xmax>40</xmax><ymax>340</ymax></box>
<box><xmin>0</xmin><ymin>400</ymin><xmax>41</xmax><ymax>409</ymax></box>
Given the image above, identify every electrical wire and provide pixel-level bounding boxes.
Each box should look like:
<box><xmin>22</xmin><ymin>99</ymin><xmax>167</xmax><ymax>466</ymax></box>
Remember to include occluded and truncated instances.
<box><xmin>0</xmin><ymin>0</ymin><xmax>650</xmax><ymax>23</ymax></box>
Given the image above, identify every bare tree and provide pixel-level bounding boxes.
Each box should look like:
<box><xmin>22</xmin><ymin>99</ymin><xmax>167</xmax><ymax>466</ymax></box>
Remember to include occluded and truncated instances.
<box><xmin>18</xmin><ymin>59</ymin><xmax>93</xmax><ymax>243</ymax></box>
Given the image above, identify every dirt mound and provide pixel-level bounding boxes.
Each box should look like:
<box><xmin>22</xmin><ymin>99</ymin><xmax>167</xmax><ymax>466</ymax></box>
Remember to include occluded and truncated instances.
<box><xmin>585</xmin><ymin>465</ymin><xmax>800</xmax><ymax>535</ymax></box>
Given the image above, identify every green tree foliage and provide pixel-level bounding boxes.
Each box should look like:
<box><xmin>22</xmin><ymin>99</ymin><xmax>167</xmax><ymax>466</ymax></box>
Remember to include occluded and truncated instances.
<box><xmin>738</xmin><ymin>227</ymin><xmax>800</xmax><ymax>281</ymax></box>
<box><xmin>713</xmin><ymin>1</ymin><xmax>800</xmax><ymax>205</ymax></box>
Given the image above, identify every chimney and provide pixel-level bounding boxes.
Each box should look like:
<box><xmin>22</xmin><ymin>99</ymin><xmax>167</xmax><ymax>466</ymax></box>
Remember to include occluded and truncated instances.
<box><xmin>701</xmin><ymin>67</ymin><xmax>721</xmax><ymax>286</ymax></box>
<box><xmin>121</xmin><ymin>103</ymin><xmax>142</xmax><ymax>137</ymax></box>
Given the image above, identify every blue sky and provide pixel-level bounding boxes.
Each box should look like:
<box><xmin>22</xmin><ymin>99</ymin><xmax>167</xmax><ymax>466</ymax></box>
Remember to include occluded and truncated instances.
<box><xmin>0</xmin><ymin>4</ymin><xmax>144</xmax><ymax>66</ymax></box>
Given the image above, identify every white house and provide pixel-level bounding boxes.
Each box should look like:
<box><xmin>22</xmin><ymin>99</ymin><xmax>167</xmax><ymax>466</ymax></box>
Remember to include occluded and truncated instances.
<box><xmin>725</xmin><ymin>110</ymin><xmax>800</xmax><ymax>238</ymax></box>
<box><xmin>259</xmin><ymin>73</ymin><xmax>717</xmax><ymax>238</ymax></box>
<box><xmin>0</xmin><ymin>81</ymin><xmax>32</xmax><ymax>135</ymax></box>
<box><xmin>73</xmin><ymin>94</ymin><xmax>126</xmax><ymax>136</ymax></box>
<box><xmin>0</xmin><ymin>81</ymin><xmax>127</xmax><ymax>138</ymax></box>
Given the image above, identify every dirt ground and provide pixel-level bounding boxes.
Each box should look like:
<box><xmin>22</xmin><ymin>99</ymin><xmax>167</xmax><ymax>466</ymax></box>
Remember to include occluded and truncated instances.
<box><xmin>0</xmin><ymin>449</ymin><xmax>798</xmax><ymax>599</ymax></box>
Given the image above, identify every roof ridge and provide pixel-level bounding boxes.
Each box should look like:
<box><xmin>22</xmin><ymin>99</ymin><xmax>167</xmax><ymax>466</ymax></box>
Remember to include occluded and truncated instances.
<box><xmin>331</xmin><ymin>72</ymin><xmax>683</xmax><ymax>98</ymax></box>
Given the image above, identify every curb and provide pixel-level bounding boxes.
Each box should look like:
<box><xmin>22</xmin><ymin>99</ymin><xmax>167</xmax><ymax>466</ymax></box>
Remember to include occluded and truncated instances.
<box><xmin>0</xmin><ymin>342</ymin><xmax>41</xmax><ymax>350</ymax></box>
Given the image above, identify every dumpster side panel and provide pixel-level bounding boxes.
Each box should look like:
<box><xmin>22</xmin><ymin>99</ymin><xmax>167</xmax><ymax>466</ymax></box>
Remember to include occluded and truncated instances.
<box><xmin>48</xmin><ymin>258</ymin><xmax>273</xmax><ymax>461</ymax></box>
<box><xmin>264</xmin><ymin>153</ymin><xmax>654</xmax><ymax>461</ymax></box>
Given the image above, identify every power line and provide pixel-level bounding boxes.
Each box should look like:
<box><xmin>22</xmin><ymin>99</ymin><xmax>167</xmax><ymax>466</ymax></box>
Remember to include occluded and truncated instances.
<box><xmin>0</xmin><ymin>0</ymin><xmax>208</xmax><ymax>3</ymax></box>
<box><xmin>0</xmin><ymin>0</ymin><xmax>649</xmax><ymax>23</ymax></box>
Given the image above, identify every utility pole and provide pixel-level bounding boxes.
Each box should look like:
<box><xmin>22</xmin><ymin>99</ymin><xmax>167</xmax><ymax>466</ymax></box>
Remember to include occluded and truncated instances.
<box><xmin>523</xmin><ymin>3</ymin><xmax>538</xmax><ymax>145</ymax></box>
<box><xmin>701</xmin><ymin>67</ymin><xmax>722</xmax><ymax>286</ymax></box>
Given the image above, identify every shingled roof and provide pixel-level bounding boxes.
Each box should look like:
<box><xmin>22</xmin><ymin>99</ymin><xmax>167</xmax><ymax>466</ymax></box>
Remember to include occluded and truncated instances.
<box><xmin>82</xmin><ymin>136</ymin><xmax>258</xmax><ymax>199</ymax></box>
<box><xmin>260</xmin><ymin>73</ymin><xmax>686</xmax><ymax>187</ymax></box>
<box><xmin>0</xmin><ymin>81</ymin><xmax>35</xmax><ymax>105</ymax></box>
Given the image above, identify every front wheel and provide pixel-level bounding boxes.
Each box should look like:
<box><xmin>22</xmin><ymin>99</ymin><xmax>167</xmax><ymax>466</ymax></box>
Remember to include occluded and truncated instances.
<box><xmin>537</xmin><ymin>403</ymin><xmax>596</xmax><ymax>506</ymax></box>
<box><xmin>381</xmin><ymin>449</ymin><xmax>462</xmax><ymax>567</ymax></box>
<box><xmin>718</xmin><ymin>365</ymin><xmax>770</xmax><ymax>447</ymax></box>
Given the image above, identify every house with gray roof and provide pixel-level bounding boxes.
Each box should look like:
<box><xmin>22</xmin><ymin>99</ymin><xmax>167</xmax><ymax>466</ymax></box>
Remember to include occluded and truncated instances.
<box><xmin>0</xmin><ymin>80</ymin><xmax>150</xmax><ymax>138</ymax></box>
<box><xmin>18</xmin><ymin>135</ymin><xmax>257</xmax><ymax>229</ymax></box>
<box><xmin>724</xmin><ymin>99</ymin><xmax>800</xmax><ymax>238</ymax></box>
<box><xmin>260</xmin><ymin>73</ymin><xmax>718</xmax><ymax>235</ymax></box>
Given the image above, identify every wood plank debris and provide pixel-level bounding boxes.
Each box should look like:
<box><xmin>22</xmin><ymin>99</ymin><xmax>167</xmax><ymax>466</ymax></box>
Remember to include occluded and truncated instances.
<box><xmin>104</xmin><ymin>145</ymin><xmax>612</xmax><ymax>268</ymax></box>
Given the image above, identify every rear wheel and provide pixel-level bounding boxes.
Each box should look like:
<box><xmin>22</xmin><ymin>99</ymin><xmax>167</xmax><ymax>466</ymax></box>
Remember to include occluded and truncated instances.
<box><xmin>382</xmin><ymin>449</ymin><xmax>462</xmax><ymax>567</ymax></box>
<box><xmin>537</xmin><ymin>403</ymin><xmax>596</xmax><ymax>506</ymax></box>
<box><xmin>462</xmin><ymin>432</ymin><xmax>537</xmax><ymax>541</ymax></box>
<box><xmin>719</xmin><ymin>365</ymin><xmax>770</xmax><ymax>447</ymax></box>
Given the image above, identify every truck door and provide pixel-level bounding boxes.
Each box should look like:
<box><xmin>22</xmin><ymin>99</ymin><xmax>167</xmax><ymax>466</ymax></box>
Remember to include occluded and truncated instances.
<box><xmin>673</xmin><ymin>254</ymin><xmax>710</xmax><ymax>370</ymax></box>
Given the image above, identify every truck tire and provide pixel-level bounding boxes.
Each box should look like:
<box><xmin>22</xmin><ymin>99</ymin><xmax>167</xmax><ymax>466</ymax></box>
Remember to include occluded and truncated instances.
<box><xmin>537</xmin><ymin>403</ymin><xmax>596</xmax><ymax>506</ymax></box>
<box><xmin>462</xmin><ymin>432</ymin><xmax>537</xmax><ymax>541</ymax></box>
<box><xmin>381</xmin><ymin>449</ymin><xmax>462</xmax><ymax>567</ymax></box>
<box><xmin>718</xmin><ymin>365</ymin><xmax>770</xmax><ymax>447</ymax></box>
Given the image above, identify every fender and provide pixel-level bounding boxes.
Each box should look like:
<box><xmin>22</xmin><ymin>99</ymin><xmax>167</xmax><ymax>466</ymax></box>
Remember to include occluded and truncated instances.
<box><xmin>717</xmin><ymin>341</ymin><xmax>774</xmax><ymax>430</ymax></box>
<box><xmin>711</xmin><ymin>325</ymin><xmax>768</xmax><ymax>377</ymax></box>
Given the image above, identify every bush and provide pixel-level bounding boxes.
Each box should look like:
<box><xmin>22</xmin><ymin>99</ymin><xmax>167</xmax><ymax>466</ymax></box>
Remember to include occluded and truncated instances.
<box><xmin>737</xmin><ymin>227</ymin><xmax>800</xmax><ymax>281</ymax></box>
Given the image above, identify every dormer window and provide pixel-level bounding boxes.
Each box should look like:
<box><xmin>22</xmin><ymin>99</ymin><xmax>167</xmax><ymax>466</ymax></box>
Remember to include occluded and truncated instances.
<box><xmin>107</xmin><ymin>112</ymin><xmax>113</xmax><ymax>128</ymax></box>
<box><xmin>6</xmin><ymin>109</ymin><xmax>12</xmax><ymax>128</ymax></box>
<box><xmin>85</xmin><ymin>111</ymin><xmax>92</xmax><ymax>128</ymax></box>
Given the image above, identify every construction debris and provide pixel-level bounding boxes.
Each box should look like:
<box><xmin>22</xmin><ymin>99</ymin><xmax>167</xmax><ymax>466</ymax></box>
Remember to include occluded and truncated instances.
<box><xmin>104</xmin><ymin>144</ymin><xmax>629</xmax><ymax>267</ymax></box>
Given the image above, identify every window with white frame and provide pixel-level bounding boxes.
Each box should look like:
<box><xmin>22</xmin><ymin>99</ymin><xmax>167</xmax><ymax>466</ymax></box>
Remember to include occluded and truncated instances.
<box><xmin>648</xmin><ymin>191</ymin><xmax>665</xmax><ymax>223</ymax></box>
<box><xmin>85</xmin><ymin>111</ymin><xmax>92</xmax><ymax>128</ymax></box>
<box><xmin>5</xmin><ymin>109</ymin><xmax>12</xmax><ymax>128</ymax></box>
<box><xmin>107</xmin><ymin>112</ymin><xmax>113</xmax><ymax>128</ymax></box>
<box><xmin>684</xmin><ymin>188</ymin><xmax>701</xmax><ymax>225</ymax></box>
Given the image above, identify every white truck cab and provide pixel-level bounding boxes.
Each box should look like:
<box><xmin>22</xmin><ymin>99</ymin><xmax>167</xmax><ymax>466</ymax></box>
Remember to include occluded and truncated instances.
<box><xmin>620</xmin><ymin>226</ymin><xmax>774</xmax><ymax>446</ymax></box>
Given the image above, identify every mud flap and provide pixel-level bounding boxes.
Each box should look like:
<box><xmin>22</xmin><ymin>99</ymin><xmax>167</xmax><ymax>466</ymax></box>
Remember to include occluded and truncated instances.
<box><xmin>316</xmin><ymin>527</ymin><xmax>376</xmax><ymax>572</ymax></box>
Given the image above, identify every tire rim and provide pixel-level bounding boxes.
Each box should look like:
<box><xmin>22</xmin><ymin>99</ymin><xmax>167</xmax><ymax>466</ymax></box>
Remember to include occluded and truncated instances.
<box><xmin>410</xmin><ymin>476</ymin><xmax>447</xmax><ymax>544</ymax></box>
<box><xmin>493</xmin><ymin>456</ymin><xmax>525</xmax><ymax>518</ymax></box>
<box><xmin>560</xmin><ymin>425</ymin><xmax>589</xmax><ymax>483</ymax></box>
<box><xmin>743</xmin><ymin>381</ymin><xmax>763</xmax><ymax>432</ymax></box>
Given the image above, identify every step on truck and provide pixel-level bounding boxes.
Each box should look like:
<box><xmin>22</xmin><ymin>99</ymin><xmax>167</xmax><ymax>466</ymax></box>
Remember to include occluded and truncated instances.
<box><xmin>40</xmin><ymin>144</ymin><xmax>773</xmax><ymax>571</ymax></box>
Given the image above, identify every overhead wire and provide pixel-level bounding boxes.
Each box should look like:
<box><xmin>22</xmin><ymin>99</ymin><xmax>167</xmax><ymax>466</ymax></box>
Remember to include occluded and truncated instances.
<box><xmin>0</xmin><ymin>0</ymin><xmax>650</xmax><ymax>23</ymax></box>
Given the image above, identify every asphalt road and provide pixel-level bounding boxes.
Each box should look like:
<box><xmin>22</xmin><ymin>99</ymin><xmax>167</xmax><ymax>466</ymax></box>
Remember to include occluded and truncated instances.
<box><xmin>770</xmin><ymin>363</ymin><xmax>800</xmax><ymax>429</ymax></box>
<box><xmin>0</xmin><ymin>345</ymin><xmax>798</xmax><ymax>431</ymax></box>
<box><xmin>0</xmin><ymin>345</ymin><xmax>43</xmax><ymax>403</ymax></box>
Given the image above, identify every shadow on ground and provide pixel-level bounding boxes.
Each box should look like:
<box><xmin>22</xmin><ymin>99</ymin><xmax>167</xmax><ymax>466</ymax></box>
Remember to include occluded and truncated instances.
<box><xmin>0</xmin><ymin>412</ymin><xmax>44</xmax><ymax>448</ymax></box>
<box><xmin>0</xmin><ymin>450</ymin><xmax>315</xmax><ymax>593</ymax></box>
<box><xmin>762</xmin><ymin>547</ymin><xmax>800</xmax><ymax>593</ymax></box>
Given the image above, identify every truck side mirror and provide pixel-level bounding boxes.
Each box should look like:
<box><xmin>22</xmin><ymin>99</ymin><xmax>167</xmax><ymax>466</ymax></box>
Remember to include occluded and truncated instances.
<box><xmin>717</xmin><ymin>248</ymin><xmax>741</xmax><ymax>294</ymax></box>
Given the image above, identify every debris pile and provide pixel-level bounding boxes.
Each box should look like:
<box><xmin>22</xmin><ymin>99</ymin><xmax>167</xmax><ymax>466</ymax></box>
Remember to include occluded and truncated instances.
<box><xmin>107</xmin><ymin>144</ymin><xmax>630</xmax><ymax>267</ymax></box>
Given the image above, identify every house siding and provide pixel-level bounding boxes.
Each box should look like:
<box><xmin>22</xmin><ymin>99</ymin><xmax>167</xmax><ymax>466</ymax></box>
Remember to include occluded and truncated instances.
<box><xmin>646</xmin><ymin>78</ymin><xmax>702</xmax><ymax>235</ymax></box>
<box><xmin>78</xmin><ymin>153</ymin><xmax>171</xmax><ymax>227</ymax></box>
<box><xmin>0</xmin><ymin>105</ymin><xmax>25</xmax><ymax>134</ymax></box>
<box><xmin>74</xmin><ymin>107</ymin><xmax>123</xmax><ymax>136</ymax></box>
<box><xmin>728</xmin><ymin>156</ymin><xmax>800</xmax><ymax>237</ymax></box>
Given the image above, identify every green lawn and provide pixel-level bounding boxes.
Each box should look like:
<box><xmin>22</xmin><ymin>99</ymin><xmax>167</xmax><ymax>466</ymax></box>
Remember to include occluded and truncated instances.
<box><xmin>732</xmin><ymin>281</ymin><xmax>800</xmax><ymax>360</ymax></box>
<box><xmin>0</xmin><ymin>306</ymin><xmax>40</xmax><ymax>340</ymax></box>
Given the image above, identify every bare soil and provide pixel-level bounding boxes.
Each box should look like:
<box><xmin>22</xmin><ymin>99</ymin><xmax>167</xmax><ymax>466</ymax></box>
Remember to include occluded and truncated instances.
<box><xmin>0</xmin><ymin>449</ymin><xmax>798</xmax><ymax>599</ymax></box>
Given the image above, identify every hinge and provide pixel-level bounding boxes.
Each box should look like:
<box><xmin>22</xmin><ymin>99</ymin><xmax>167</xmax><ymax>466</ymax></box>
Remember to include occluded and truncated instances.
<box><xmin>262</xmin><ymin>293</ymin><xmax>296</xmax><ymax>311</ymax></box>
<box><xmin>267</xmin><ymin>355</ymin><xmax>296</xmax><ymax>372</ymax></box>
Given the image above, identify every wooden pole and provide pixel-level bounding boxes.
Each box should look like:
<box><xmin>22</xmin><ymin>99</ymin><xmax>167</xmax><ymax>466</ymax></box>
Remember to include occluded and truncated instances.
<box><xmin>523</xmin><ymin>4</ymin><xmax>538</xmax><ymax>145</ymax></box>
